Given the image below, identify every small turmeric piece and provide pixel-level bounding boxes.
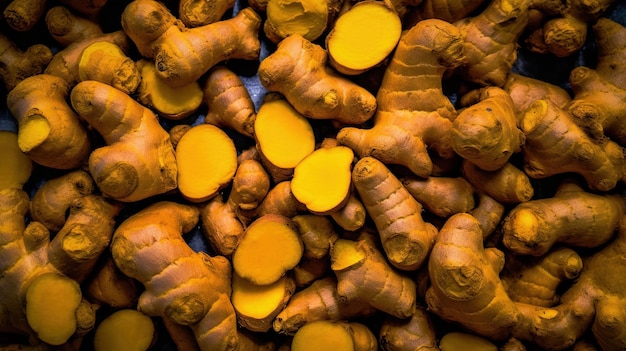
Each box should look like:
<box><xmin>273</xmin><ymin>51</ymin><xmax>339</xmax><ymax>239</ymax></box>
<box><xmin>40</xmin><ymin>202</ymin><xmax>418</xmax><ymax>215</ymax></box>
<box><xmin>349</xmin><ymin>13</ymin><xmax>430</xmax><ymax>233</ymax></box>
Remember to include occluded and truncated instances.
<box><xmin>45</xmin><ymin>6</ymin><xmax>103</xmax><ymax>47</ymax></box>
<box><xmin>401</xmin><ymin>175</ymin><xmax>475</xmax><ymax>218</ymax></box>
<box><xmin>462</xmin><ymin>160</ymin><xmax>534</xmax><ymax>205</ymax></box>
<box><xmin>227</xmin><ymin>158</ymin><xmax>270</xmax><ymax>225</ymax></box>
<box><xmin>3</xmin><ymin>0</ymin><xmax>47</xmax><ymax>31</ymax></box>
<box><xmin>179</xmin><ymin>0</ymin><xmax>236</xmax><ymax>27</ymax></box>
<box><xmin>0</xmin><ymin>131</ymin><xmax>33</xmax><ymax>190</ymax></box>
<box><xmin>263</xmin><ymin>0</ymin><xmax>343</xmax><ymax>43</ymax></box>
<box><xmin>439</xmin><ymin>332</ymin><xmax>498</xmax><ymax>351</ymax></box>
<box><xmin>204</xmin><ymin>66</ymin><xmax>257</xmax><ymax>138</ymax></box>
<box><xmin>176</xmin><ymin>124</ymin><xmax>238</xmax><ymax>203</ymax></box>
<box><xmin>379</xmin><ymin>305</ymin><xmax>439</xmax><ymax>351</ymax></box>
<box><xmin>291</xmin><ymin>320</ymin><xmax>377</xmax><ymax>351</ymax></box>
<box><xmin>200</xmin><ymin>194</ymin><xmax>245</xmax><ymax>257</ymax></box>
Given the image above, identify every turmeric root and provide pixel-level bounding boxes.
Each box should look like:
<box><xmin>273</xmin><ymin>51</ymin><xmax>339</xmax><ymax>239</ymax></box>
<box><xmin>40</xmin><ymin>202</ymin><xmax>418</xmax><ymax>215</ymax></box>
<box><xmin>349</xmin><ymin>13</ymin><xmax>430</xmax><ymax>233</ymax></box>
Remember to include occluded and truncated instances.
<box><xmin>405</xmin><ymin>0</ymin><xmax>488</xmax><ymax>23</ymax></box>
<box><xmin>7</xmin><ymin>74</ymin><xmax>92</xmax><ymax>170</ymax></box>
<box><xmin>136</xmin><ymin>59</ymin><xmax>204</xmax><ymax>120</ymax></box>
<box><xmin>501</xmin><ymin>178</ymin><xmax>626</xmax><ymax>256</ymax></box>
<box><xmin>451</xmin><ymin>87</ymin><xmax>525</xmax><ymax>171</ymax></box>
<box><xmin>337</xmin><ymin>19</ymin><xmax>463</xmax><ymax>177</ymax></box>
<box><xmin>501</xmin><ymin>247</ymin><xmax>583</xmax><ymax>307</ymax></box>
<box><xmin>78</xmin><ymin>41</ymin><xmax>141</xmax><ymax>95</ymax></box>
<box><xmin>291</xmin><ymin>146</ymin><xmax>354</xmax><ymax>214</ymax></box>
<box><xmin>93</xmin><ymin>309</ymin><xmax>155</xmax><ymax>351</ymax></box>
<box><xmin>227</xmin><ymin>158</ymin><xmax>270</xmax><ymax>225</ymax></box>
<box><xmin>45</xmin><ymin>6</ymin><xmax>103</xmax><ymax>47</ymax></box>
<box><xmin>70</xmin><ymin>80</ymin><xmax>177</xmax><ymax>202</ymax></box>
<box><xmin>204</xmin><ymin>66</ymin><xmax>257</xmax><ymax>138</ymax></box>
<box><xmin>200</xmin><ymin>194</ymin><xmax>245</xmax><ymax>257</ymax></box>
<box><xmin>352</xmin><ymin>157</ymin><xmax>438</xmax><ymax>271</ymax></box>
<box><xmin>292</xmin><ymin>214</ymin><xmax>339</xmax><ymax>260</ymax></box>
<box><xmin>258</xmin><ymin>34</ymin><xmax>377</xmax><ymax>125</ymax></box>
<box><xmin>439</xmin><ymin>332</ymin><xmax>498</xmax><ymax>351</ymax></box>
<box><xmin>85</xmin><ymin>255</ymin><xmax>139</xmax><ymax>308</ymax></box>
<box><xmin>401</xmin><ymin>175</ymin><xmax>475</xmax><ymax>218</ymax></box>
<box><xmin>591</xmin><ymin>17</ymin><xmax>626</xmax><ymax>90</ymax></box>
<box><xmin>2</xmin><ymin>0</ymin><xmax>47</xmax><ymax>32</ymax></box>
<box><xmin>521</xmin><ymin>98</ymin><xmax>626</xmax><ymax>191</ymax></box>
<box><xmin>462</xmin><ymin>160</ymin><xmax>534</xmax><ymax>205</ymax></box>
<box><xmin>0</xmin><ymin>33</ymin><xmax>53</xmax><ymax>91</ymax></box>
<box><xmin>110</xmin><ymin>201</ymin><xmax>239</xmax><ymax>351</ymax></box>
<box><xmin>330</xmin><ymin>235</ymin><xmax>417</xmax><ymax>319</ymax></box>
<box><xmin>44</xmin><ymin>30</ymin><xmax>133</xmax><ymax>87</ymax></box>
<box><xmin>29</xmin><ymin>170</ymin><xmax>95</xmax><ymax>233</ymax></box>
<box><xmin>502</xmin><ymin>72</ymin><xmax>572</xmax><ymax>113</ymax></box>
<box><xmin>256</xmin><ymin>181</ymin><xmax>307</xmax><ymax>218</ymax></box>
<box><xmin>121</xmin><ymin>0</ymin><xmax>261</xmax><ymax>87</ymax></box>
<box><xmin>453</xmin><ymin>0</ymin><xmax>530</xmax><ymax>87</ymax></box>
<box><xmin>273</xmin><ymin>275</ymin><xmax>375</xmax><ymax>335</ymax></box>
<box><xmin>328</xmin><ymin>192</ymin><xmax>367</xmax><ymax>232</ymax></box>
<box><xmin>176</xmin><ymin>124</ymin><xmax>238</xmax><ymax>203</ymax></box>
<box><xmin>325</xmin><ymin>0</ymin><xmax>402</xmax><ymax>75</ymax></box>
<box><xmin>231</xmin><ymin>273</ymin><xmax>296</xmax><ymax>332</ymax></box>
<box><xmin>0</xmin><ymin>189</ymin><xmax>96</xmax><ymax>345</ymax></box>
<box><xmin>378</xmin><ymin>305</ymin><xmax>439</xmax><ymax>351</ymax></box>
<box><xmin>232</xmin><ymin>214</ymin><xmax>304</xmax><ymax>285</ymax></box>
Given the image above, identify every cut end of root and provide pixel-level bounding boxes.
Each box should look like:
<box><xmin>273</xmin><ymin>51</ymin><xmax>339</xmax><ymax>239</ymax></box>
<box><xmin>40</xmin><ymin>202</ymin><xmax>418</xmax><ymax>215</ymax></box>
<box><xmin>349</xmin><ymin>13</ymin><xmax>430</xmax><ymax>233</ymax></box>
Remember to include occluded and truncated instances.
<box><xmin>18</xmin><ymin>115</ymin><xmax>51</xmax><ymax>153</ymax></box>
<box><xmin>330</xmin><ymin>238</ymin><xmax>366</xmax><ymax>271</ymax></box>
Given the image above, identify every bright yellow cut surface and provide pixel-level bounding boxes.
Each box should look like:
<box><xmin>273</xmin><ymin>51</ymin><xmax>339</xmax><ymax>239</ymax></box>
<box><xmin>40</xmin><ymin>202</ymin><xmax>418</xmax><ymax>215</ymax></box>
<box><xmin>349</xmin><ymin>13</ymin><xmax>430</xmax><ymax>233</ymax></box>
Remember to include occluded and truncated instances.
<box><xmin>26</xmin><ymin>273</ymin><xmax>82</xmax><ymax>345</ymax></box>
<box><xmin>266</xmin><ymin>0</ymin><xmax>328</xmax><ymax>40</ymax></box>
<box><xmin>255</xmin><ymin>99</ymin><xmax>315</xmax><ymax>169</ymax></box>
<box><xmin>233</xmin><ymin>218</ymin><xmax>303</xmax><ymax>285</ymax></box>
<box><xmin>176</xmin><ymin>124</ymin><xmax>237</xmax><ymax>202</ymax></box>
<box><xmin>439</xmin><ymin>332</ymin><xmax>498</xmax><ymax>351</ymax></box>
<box><xmin>17</xmin><ymin>116</ymin><xmax>50</xmax><ymax>152</ymax></box>
<box><xmin>330</xmin><ymin>238</ymin><xmax>366</xmax><ymax>271</ymax></box>
<box><xmin>139</xmin><ymin>62</ymin><xmax>203</xmax><ymax>116</ymax></box>
<box><xmin>78</xmin><ymin>41</ymin><xmax>126</xmax><ymax>82</ymax></box>
<box><xmin>327</xmin><ymin>2</ymin><xmax>401</xmax><ymax>71</ymax></box>
<box><xmin>291</xmin><ymin>320</ymin><xmax>354</xmax><ymax>351</ymax></box>
<box><xmin>291</xmin><ymin>146</ymin><xmax>354</xmax><ymax>213</ymax></box>
<box><xmin>231</xmin><ymin>273</ymin><xmax>287</xmax><ymax>319</ymax></box>
<box><xmin>93</xmin><ymin>309</ymin><xmax>155</xmax><ymax>351</ymax></box>
<box><xmin>0</xmin><ymin>131</ymin><xmax>32</xmax><ymax>189</ymax></box>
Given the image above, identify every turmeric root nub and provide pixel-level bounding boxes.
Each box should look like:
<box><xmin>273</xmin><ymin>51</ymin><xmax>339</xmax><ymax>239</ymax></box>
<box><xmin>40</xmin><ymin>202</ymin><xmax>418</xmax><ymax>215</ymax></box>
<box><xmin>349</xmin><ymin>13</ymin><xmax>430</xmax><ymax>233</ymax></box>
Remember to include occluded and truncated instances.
<box><xmin>233</xmin><ymin>214</ymin><xmax>304</xmax><ymax>285</ymax></box>
<box><xmin>25</xmin><ymin>273</ymin><xmax>82</xmax><ymax>345</ymax></box>
<box><xmin>326</xmin><ymin>0</ymin><xmax>401</xmax><ymax>75</ymax></box>
<box><xmin>176</xmin><ymin>124</ymin><xmax>238</xmax><ymax>202</ymax></box>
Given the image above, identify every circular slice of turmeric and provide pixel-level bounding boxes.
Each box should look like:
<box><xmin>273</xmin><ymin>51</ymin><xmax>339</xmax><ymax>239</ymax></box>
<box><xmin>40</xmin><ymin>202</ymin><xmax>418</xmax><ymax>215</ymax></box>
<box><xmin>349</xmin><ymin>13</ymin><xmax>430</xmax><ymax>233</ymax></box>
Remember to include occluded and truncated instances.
<box><xmin>176</xmin><ymin>124</ymin><xmax>238</xmax><ymax>203</ymax></box>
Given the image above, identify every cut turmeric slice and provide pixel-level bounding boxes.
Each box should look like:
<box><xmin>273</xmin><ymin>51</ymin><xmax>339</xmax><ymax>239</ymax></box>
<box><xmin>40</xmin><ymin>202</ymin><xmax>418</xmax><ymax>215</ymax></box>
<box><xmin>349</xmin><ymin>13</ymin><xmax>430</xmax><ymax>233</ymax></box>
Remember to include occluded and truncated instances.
<box><xmin>93</xmin><ymin>309</ymin><xmax>155</xmax><ymax>351</ymax></box>
<box><xmin>232</xmin><ymin>214</ymin><xmax>304</xmax><ymax>285</ymax></box>
<box><xmin>176</xmin><ymin>124</ymin><xmax>238</xmax><ymax>203</ymax></box>
<box><xmin>291</xmin><ymin>146</ymin><xmax>354</xmax><ymax>214</ymax></box>
<box><xmin>254</xmin><ymin>97</ymin><xmax>315</xmax><ymax>171</ymax></box>
<box><xmin>326</xmin><ymin>0</ymin><xmax>402</xmax><ymax>75</ymax></box>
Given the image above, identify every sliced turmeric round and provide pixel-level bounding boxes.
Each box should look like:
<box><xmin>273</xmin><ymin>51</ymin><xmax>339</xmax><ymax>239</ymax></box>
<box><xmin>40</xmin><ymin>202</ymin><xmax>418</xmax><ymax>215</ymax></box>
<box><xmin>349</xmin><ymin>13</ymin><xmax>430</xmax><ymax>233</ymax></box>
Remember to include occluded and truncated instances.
<box><xmin>291</xmin><ymin>320</ymin><xmax>355</xmax><ymax>351</ymax></box>
<box><xmin>93</xmin><ymin>309</ymin><xmax>155</xmax><ymax>351</ymax></box>
<box><xmin>232</xmin><ymin>214</ymin><xmax>304</xmax><ymax>285</ymax></box>
<box><xmin>291</xmin><ymin>145</ymin><xmax>354</xmax><ymax>214</ymax></box>
<box><xmin>176</xmin><ymin>124</ymin><xmax>238</xmax><ymax>203</ymax></box>
<box><xmin>326</xmin><ymin>1</ymin><xmax>401</xmax><ymax>75</ymax></box>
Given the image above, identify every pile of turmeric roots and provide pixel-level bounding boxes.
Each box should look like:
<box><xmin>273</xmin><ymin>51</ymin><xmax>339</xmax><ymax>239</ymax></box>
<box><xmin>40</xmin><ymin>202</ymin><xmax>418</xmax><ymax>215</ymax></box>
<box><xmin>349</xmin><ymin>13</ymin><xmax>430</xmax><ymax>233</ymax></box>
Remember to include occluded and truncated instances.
<box><xmin>1</xmin><ymin>0</ymin><xmax>626</xmax><ymax>350</ymax></box>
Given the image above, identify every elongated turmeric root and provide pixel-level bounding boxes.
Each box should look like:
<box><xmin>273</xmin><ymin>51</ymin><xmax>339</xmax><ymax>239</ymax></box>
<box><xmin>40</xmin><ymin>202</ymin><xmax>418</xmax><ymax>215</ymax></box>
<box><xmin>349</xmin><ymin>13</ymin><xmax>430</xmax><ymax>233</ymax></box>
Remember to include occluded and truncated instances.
<box><xmin>45</xmin><ymin>6</ymin><xmax>103</xmax><ymax>47</ymax></box>
<box><xmin>337</xmin><ymin>19</ymin><xmax>464</xmax><ymax>177</ymax></box>
<box><xmin>352</xmin><ymin>157</ymin><xmax>438</xmax><ymax>271</ymax></box>
<box><xmin>70</xmin><ymin>80</ymin><xmax>177</xmax><ymax>202</ymax></box>
<box><xmin>502</xmin><ymin>178</ymin><xmax>626</xmax><ymax>256</ymax></box>
<box><xmin>110</xmin><ymin>201</ymin><xmax>239</xmax><ymax>351</ymax></box>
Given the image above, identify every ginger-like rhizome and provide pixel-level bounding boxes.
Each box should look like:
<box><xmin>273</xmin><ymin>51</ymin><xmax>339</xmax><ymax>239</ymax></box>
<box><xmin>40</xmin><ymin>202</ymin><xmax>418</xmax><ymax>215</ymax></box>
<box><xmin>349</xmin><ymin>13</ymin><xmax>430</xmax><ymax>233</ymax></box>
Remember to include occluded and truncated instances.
<box><xmin>2</xmin><ymin>0</ymin><xmax>626</xmax><ymax>350</ymax></box>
